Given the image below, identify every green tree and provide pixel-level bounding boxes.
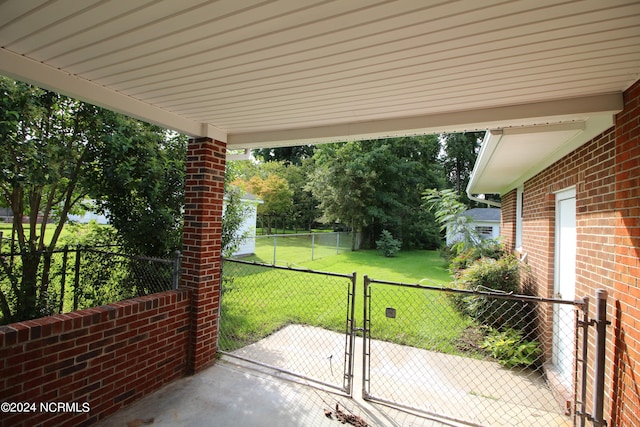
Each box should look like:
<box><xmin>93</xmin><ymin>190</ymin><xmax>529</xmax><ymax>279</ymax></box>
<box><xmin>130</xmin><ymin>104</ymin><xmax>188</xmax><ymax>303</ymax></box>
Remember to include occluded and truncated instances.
<box><xmin>234</xmin><ymin>174</ymin><xmax>293</xmax><ymax>234</ymax></box>
<box><xmin>0</xmin><ymin>77</ymin><xmax>105</xmax><ymax>322</ymax></box>
<box><xmin>423</xmin><ymin>188</ymin><xmax>480</xmax><ymax>252</ymax></box>
<box><xmin>441</xmin><ymin>132</ymin><xmax>484</xmax><ymax>201</ymax></box>
<box><xmin>278</xmin><ymin>160</ymin><xmax>319</xmax><ymax>232</ymax></box>
<box><xmin>89</xmin><ymin>114</ymin><xmax>186</xmax><ymax>257</ymax></box>
<box><xmin>307</xmin><ymin>137</ymin><xmax>443</xmax><ymax>250</ymax></box>
<box><xmin>252</xmin><ymin>145</ymin><xmax>315</xmax><ymax>166</ymax></box>
<box><xmin>306</xmin><ymin>142</ymin><xmax>373</xmax><ymax>249</ymax></box>
<box><xmin>234</xmin><ymin>158</ymin><xmax>320</xmax><ymax>232</ymax></box>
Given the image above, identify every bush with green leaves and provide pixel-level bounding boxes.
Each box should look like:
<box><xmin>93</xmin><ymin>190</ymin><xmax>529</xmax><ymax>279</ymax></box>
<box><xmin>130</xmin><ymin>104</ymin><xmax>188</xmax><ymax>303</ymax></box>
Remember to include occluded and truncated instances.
<box><xmin>452</xmin><ymin>255</ymin><xmax>532</xmax><ymax>330</ymax></box>
<box><xmin>459</xmin><ymin>253</ymin><xmax>520</xmax><ymax>292</ymax></box>
<box><xmin>449</xmin><ymin>239</ymin><xmax>505</xmax><ymax>276</ymax></box>
<box><xmin>482</xmin><ymin>328</ymin><xmax>542</xmax><ymax>368</ymax></box>
<box><xmin>376</xmin><ymin>230</ymin><xmax>402</xmax><ymax>257</ymax></box>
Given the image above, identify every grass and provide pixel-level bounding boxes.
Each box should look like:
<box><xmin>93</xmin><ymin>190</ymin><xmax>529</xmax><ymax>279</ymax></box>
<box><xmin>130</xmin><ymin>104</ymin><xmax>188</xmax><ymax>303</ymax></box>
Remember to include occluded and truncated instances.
<box><xmin>0</xmin><ymin>222</ymin><xmax>73</xmax><ymax>247</ymax></box>
<box><xmin>219</xmin><ymin>248</ymin><xmax>474</xmax><ymax>356</ymax></box>
<box><xmin>241</xmin><ymin>232</ymin><xmax>353</xmax><ymax>266</ymax></box>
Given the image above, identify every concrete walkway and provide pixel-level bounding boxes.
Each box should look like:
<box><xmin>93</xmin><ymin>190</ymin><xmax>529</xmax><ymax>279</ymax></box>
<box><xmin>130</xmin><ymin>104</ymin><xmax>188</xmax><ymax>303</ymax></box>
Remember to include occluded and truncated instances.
<box><xmin>95</xmin><ymin>325</ymin><xmax>569</xmax><ymax>427</ymax></box>
<box><xmin>95</xmin><ymin>358</ymin><xmax>460</xmax><ymax>427</ymax></box>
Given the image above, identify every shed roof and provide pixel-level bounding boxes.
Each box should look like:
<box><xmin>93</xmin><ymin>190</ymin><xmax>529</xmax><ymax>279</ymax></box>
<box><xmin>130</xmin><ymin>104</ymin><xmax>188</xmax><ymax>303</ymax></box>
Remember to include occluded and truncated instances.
<box><xmin>464</xmin><ymin>208</ymin><xmax>501</xmax><ymax>223</ymax></box>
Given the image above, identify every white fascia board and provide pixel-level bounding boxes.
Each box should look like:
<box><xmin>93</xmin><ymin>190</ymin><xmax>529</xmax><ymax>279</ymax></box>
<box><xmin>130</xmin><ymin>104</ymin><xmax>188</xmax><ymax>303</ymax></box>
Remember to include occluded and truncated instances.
<box><xmin>227</xmin><ymin>93</ymin><xmax>623</xmax><ymax>149</ymax></box>
<box><xmin>0</xmin><ymin>48</ymin><xmax>227</xmax><ymax>141</ymax></box>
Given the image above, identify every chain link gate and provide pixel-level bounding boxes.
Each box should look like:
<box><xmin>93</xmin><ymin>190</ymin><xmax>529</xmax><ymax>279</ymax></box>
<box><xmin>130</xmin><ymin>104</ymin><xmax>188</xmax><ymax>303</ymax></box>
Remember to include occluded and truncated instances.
<box><xmin>362</xmin><ymin>276</ymin><xmax>593</xmax><ymax>427</ymax></box>
<box><xmin>218</xmin><ymin>259</ymin><xmax>357</xmax><ymax>395</ymax></box>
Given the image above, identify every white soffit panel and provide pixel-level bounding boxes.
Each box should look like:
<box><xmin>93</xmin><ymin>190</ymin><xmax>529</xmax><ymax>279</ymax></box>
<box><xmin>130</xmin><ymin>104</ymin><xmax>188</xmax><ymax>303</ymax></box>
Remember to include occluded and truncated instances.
<box><xmin>0</xmin><ymin>0</ymin><xmax>637</xmax><ymax>146</ymax></box>
<box><xmin>468</xmin><ymin>114</ymin><xmax>617</xmax><ymax>195</ymax></box>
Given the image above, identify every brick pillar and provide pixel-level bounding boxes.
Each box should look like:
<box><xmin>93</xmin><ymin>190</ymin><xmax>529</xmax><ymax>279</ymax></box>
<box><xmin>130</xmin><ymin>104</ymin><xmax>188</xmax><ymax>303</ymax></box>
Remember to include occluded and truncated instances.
<box><xmin>182</xmin><ymin>136</ymin><xmax>226</xmax><ymax>373</ymax></box>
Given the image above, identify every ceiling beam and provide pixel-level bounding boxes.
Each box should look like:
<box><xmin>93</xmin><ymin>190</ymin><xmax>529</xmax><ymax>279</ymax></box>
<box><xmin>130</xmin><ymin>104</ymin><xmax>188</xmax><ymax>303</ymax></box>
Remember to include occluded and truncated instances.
<box><xmin>0</xmin><ymin>48</ymin><xmax>227</xmax><ymax>141</ymax></box>
<box><xmin>228</xmin><ymin>92</ymin><xmax>623</xmax><ymax>149</ymax></box>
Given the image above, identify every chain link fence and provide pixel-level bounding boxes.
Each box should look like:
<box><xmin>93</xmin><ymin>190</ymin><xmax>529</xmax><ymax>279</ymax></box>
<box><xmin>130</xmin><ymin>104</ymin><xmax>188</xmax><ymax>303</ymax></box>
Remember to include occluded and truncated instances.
<box><xmin>218</xmin><ymin>258</ymin><xmax>357</xmax><ymax>394</ymax></box>
<box><xmin>363</xmin><ymin>276</ymin><xmax>588</xmax><ymax>427</ymax></box>
<box><xmin>0</xmin><ymin>245</ymin><xmax>180</xmax><ymax>324</ymax></box>
<box><xmin>234</xmin><ymin>232</ymin><xmax>357</xmax><ymax>265</ymax></box>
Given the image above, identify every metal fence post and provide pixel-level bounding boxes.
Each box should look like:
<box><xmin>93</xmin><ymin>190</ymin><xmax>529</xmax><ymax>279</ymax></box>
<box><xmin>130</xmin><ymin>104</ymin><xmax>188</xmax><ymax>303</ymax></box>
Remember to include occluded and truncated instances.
<box><xmin>73</xmin><ymin>245</ymin><xmax>82</xmax><ymax>311</ymax></box>
<box><xmin>576</xmin><ymin>296</ymin><xmax>590</xmax><ymax>427</ymax></box>
<box><xmin>311</xmin><ymin>234</ymin><xmax>315</xmax><ymax>261</ymax></box>
<box><xmin>362</xmin><ymin>275</ymin><xmax>371</xmax><ymax>399</ymax></box>
<box><xmin>592</xmin><ymin>289</ymin><xmax>608</xmax><ymax>427</ymax></box>
<box><xmin>172</xmin><ymin>250</ymin><xmax>182</xmax><ymax>289</ymax></box>
<box><xmin>59</xmin><ymin>245</ymin><xmax>69</xmax><ymax>314</ymax></box>
<box><xmin>273</xmin><ymin>236</ymin><xmax>277</xmax><ymax>265</ymax></box>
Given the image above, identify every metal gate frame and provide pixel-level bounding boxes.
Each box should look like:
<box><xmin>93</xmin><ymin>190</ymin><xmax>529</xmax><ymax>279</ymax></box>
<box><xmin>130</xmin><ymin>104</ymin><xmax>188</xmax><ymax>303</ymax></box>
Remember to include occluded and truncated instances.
<box><xmin>218</xmin><ymin>259</ymin><xmax>357</xmax><ymax>396</ymax></box>
<box><xmin>362</xmin><ymin>276</ymin><xmax>608</xmax><ymax>426</ymax></box>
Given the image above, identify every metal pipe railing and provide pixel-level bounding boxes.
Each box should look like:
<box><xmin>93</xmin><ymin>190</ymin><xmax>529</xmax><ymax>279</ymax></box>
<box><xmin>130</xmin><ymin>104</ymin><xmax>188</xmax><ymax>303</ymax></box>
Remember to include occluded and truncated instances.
<box><xmin>592</xmin><ymin>289</ymin><xmax>609</xmax><ymax>426</ymax></box>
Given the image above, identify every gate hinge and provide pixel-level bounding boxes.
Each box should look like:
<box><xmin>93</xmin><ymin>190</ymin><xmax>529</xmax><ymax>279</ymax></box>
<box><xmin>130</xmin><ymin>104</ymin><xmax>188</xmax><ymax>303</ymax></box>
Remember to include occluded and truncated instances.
<box><xmin>585</xmin><ymin>319</ymin><xmax>612</xmax><ymax>327</ymax></box>
<box><xmin>584</xmin><ymin>414</ymin><xmax>608</xmax><ymax>427</ymax></box>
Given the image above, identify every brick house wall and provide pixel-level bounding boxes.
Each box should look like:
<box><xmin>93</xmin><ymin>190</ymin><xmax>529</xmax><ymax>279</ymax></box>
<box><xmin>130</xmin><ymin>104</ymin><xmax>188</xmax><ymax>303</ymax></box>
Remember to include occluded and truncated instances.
<box><xmin>500</xmin><ymin>79</ymin><xmax>640</xmax><ymax>425</ymax></box>
<box><xmin>611</xmin><ymin>80</ymin><xmax>640</xmax><ymax>427</ymax></box>
<box><xmin>0</xmin><ymin>290</ymin><xmax>190</xmax><ymax>427</ymax></box>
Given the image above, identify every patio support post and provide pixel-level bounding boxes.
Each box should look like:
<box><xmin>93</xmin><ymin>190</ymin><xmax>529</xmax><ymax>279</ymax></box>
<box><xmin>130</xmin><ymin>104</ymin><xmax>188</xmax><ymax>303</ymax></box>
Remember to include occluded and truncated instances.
<box><xmin>182</xmin><ymin>136</ymin><xmax>226</xmax><ymax>374</ymax></box>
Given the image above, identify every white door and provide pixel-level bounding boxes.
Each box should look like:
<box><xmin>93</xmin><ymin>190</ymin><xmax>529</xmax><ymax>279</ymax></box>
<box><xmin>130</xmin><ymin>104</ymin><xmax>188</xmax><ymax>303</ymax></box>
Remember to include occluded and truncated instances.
<box><xmin>553</xmin><ymin>187</ymin><xmax>576</xmax><ymax>387</ymax></box>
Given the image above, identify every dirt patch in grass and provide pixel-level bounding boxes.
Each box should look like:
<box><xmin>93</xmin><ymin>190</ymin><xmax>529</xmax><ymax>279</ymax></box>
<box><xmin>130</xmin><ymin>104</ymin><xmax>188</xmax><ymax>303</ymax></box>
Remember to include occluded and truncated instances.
<box><xmin>455</xmin><ymin>325</ymin><xmax>488</xmax><ymax>356</ymax></box>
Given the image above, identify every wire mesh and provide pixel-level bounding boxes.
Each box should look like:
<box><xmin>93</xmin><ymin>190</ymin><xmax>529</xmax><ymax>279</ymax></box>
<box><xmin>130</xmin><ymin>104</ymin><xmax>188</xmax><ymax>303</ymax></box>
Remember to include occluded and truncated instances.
<box><xmin>77</xmin><ymin>249</ymin><xmax>176</xmax><ymax>306</ymax></box>
<box><xmin>218</xmin><ymin>259</ymin><xmax>356</xmax><ymax>394</ymax></box>
<box><xmin>0</xmin><ymin>247</ymin><xmax>178</xmax><ymax>323</ymax></box>
<box><xmin>238</xmin><ymin>232</ymin><xmax>355</xmax><ymax>265</ymax></box>
<box><xmin>363</xmin><ymin>278</ymin><xmax>586</xmax><ymax>427</ymax></box>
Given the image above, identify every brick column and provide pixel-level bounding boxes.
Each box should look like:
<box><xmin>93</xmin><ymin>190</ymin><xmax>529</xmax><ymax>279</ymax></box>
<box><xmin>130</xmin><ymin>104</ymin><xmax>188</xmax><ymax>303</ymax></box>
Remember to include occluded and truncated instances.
<box><xmin>182</xmin><ymin>137</ymin><xmax>226</xmax><ymax>373</ymax></box>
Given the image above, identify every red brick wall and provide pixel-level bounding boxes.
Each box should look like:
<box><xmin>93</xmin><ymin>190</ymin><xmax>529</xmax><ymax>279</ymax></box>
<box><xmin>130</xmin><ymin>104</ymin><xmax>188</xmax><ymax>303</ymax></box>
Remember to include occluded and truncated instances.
<box><xmin>0</xmin><ymin>290</ymin><xmax>190</xmax><ymax>427</ymax></box>
<box><xmin>610</xmin><ymin>79</ymin><xmax>640</xmax><ymax>427</ymax></box>
<box><xmin>500</xmin><ymin>79</ymin><xmax>640</xmax><ymax>425</ymax></box>
<box><xmin>182</xmin><ymin>137</ymin><xmax>226</xmax><ymax>374</ymax></box>
<box><xmin>500</xmin><ymin>189</ymin><xmax>517</xmax><ymax>252</ymax></box>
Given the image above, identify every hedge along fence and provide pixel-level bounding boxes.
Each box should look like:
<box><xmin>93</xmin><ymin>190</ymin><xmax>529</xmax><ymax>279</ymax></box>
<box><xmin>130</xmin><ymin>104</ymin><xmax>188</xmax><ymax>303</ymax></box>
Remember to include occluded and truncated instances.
<box><xmin>0</xmin><ymin>289</ymin><xmax>190</xmax><ymax>427</ymax></box>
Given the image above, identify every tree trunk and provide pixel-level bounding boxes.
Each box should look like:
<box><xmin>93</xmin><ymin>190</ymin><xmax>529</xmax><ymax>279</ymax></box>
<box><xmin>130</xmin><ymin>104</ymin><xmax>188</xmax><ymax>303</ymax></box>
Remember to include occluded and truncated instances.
<box><xmin>17</xmin><ymin>250</ymin><xmax>41</xmax><ymax>321</ymax></box>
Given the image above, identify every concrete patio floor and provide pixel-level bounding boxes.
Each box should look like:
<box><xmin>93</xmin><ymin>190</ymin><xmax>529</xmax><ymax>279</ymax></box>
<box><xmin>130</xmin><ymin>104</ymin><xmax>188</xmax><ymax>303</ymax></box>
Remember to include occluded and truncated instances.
<box><xmin>95</xmin><ymin>357</ymin><xmax>463</xmax><ymax>427</ymax></box>
<box><xmin>95</xmin><ymin>325</ymin><xmax>570</xmax><ymax>427</ymax></box>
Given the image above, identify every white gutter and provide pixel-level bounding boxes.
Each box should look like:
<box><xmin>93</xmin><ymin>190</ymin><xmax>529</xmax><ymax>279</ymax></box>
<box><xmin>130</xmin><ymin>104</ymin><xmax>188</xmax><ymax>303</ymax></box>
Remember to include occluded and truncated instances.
<box><xmin>467</xmin><ymin>193</ymin><xmax>501</xmax><ymax>208</ymax></box>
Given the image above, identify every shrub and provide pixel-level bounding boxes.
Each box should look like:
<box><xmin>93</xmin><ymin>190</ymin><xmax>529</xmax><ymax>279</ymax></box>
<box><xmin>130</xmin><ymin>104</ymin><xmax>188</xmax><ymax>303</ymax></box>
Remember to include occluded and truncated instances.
<box><xmin>449</xmin><ymin>239</ymin><xmax>505</xmax><ymax>276</ymax></box>
<box><xmin>482</xmin><ymin>328</ymin><xmax>542</xmax><ymax>368</ymax></box>
<box><xmin>376</xmin><ymin>230</ymin><xmax>402</xmax><ymax>257</ymax></box>
<box><xmin>459</xmin><ymin>254</ymin><xmax>520</xmax><ymax>293</ymax></box>
<box><xmin>453</xmin><ymin>255</ymin><xmax>531</xmax><ymax>330</ymax></box>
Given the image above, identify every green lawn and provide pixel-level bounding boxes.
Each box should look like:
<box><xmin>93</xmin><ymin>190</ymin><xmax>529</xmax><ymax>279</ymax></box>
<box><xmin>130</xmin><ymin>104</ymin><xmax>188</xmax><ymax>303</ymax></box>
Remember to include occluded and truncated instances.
<box><xmin>0</xmin><ymin>222</ymin><xmax>73</xmax><ymax>247</ymax></box>
<box><xmin>219</xmin><ymin>249</ymin><xmax>473</xmax><ymax>356</ymax></box>
<box><xmin>243</xmin><ymin>232</ymin><xmax>352</xmax><ymax>266</ymax></box>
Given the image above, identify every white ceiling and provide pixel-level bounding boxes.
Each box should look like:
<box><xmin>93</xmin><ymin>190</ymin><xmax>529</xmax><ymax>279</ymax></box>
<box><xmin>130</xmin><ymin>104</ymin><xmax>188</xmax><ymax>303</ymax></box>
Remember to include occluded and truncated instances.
<box><xmin>1</xmin><ymin>0</ymin><xmax>639</xmax><ymax>194</ymax></box>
